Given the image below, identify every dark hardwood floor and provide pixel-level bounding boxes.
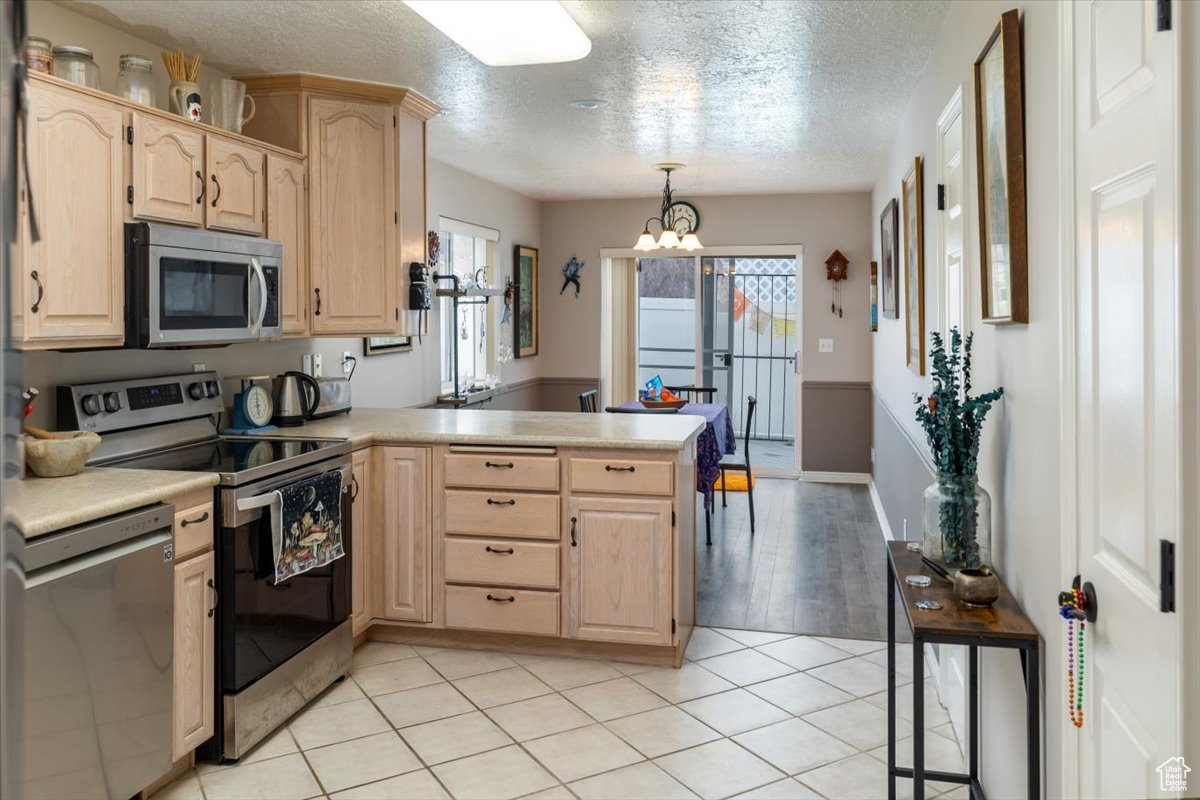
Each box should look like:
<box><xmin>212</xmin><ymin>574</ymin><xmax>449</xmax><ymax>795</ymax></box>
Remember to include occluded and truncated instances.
<box><xmin>697</xmin><ymin>478</ymin><xmax>910</xmax><ymax>642</ymax></box>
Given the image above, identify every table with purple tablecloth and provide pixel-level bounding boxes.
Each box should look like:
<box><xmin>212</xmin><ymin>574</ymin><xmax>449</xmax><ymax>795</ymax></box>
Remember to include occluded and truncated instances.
<box><xmin>617</xmin><ymin>402</ymin><xmax>735</xmax><ymax>509</ymax></box>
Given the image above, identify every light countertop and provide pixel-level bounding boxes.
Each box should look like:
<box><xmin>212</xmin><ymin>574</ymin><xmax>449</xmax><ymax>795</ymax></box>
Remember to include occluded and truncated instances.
<box><xmin>7</xmin><ymin>408</ymin><xmax>700</xmax><ymax>539</ymax></box>
<box><xmin>261</xmin><ymin>407</ymin><xmax>705</xmax><ymax>451</ymax></box>
<box><xmin>7</xmin><ymin>468</ymin><xmax>219</xmax><ymax>539</ymax></box>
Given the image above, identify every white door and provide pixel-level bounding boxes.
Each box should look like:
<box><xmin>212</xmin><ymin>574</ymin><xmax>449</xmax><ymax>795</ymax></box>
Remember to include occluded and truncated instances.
<box><xmin>1073</xmin><ymin>2</ymin><xmax>1181</xmax><ymax>797</ymax></box>
<box><xmin>934</xmin><ymin>86</ymin><xmax>969</xmax><ymax>754</ymax></box>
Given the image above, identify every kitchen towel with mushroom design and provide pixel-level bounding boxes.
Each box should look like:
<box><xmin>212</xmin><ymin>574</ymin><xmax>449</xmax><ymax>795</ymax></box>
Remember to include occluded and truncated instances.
<box><xmin>273</xmin><ymin>469</ymin><xmax>344</xmax><ymax>584</ymax></box>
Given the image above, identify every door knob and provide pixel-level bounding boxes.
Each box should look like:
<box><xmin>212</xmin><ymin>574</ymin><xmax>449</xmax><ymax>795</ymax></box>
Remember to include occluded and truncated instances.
<box><xmin>1058</xmin><ymin>575</ymin><xmax>1097</xmax><ymax>622</ymax></box>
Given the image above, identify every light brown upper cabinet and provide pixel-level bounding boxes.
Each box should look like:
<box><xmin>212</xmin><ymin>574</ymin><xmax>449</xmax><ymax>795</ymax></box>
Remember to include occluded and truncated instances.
<box><xmin>131</xmin><ymin>112</ymin><xmax>206</xmax><ymax>227</ymax></box>
<box><xmin>267</xmin><ymin>154</ymin><xmax>308</xmax><ymax>335</ymax></box>
<box><xmin>132</xmin><ymin>112</ymin><xmax>266</xmax><ymax>234</ymax></box>
<box><xmin>207</xmin><ymin>137</ymin><xmax>266</xmax><ymax>235</ymax></box>
<box><xmin>308</xmin><ymin>97</ymin><xmax>396</xmax><ymax>334</ymax></box>
<box><xmin>567</xmin><ymin>495</ymin><xmax>674</xmax><ymax>646</ymax></box>
<box><xmin>238</xmin><ymin>74</ymin><xmax>439</xmax><ymax>337</ymax></box>
<box><xmin>17</xmin><ymin>79</ymin><xmax>126</xmax><ymax>347</ymax></box>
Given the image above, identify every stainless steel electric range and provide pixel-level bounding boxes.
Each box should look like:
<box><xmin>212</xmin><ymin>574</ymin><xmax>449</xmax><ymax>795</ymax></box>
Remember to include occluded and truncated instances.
<box><xmin>58</xmin><ymin>371</ymin><xmax>355</xmax><ymax>762</ymax></box>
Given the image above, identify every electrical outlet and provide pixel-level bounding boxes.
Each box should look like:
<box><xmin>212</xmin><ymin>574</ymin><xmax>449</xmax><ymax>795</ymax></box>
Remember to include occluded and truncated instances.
<box><xmin>903</xmin><ymin>519</ymin><xmax>908</xmax><ymax>538</ymax></box>
<box><xmin>342</xmin><ymin>351</ymin><xmax>354</xmax><ymax>375</ymax></box>
<box><xmin>818</xmin><ymin>338</ymin><xmax>834</xmax><ymax>353</ymax></box>
<box><xmin>312</xmin><ymin>353</ymin><xmax>323</xmax><ymax>378</ymax></box>
<box><xmin>192</xmin><ymin>363</ymin><xmax>207</xmax><ymax>372</ymax></box>
<box><xmin>870</xmin><ymin>446</ymin><xmax>876</xmax><ymax>465</ymax></box>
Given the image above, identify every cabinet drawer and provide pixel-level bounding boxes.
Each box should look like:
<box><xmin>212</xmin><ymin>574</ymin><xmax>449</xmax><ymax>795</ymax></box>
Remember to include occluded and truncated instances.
<box><xmin>174</xmin><ymin>501</ymin><xmax>214</xmax><ymax>560</ymax></box>
<box><xmin>444</xmin><ymin>586</ymin><xmax>559</xmax><ymax>636</ymax></box>
<box><xmin>569</xmin><ymin>458</ymin><xmax>673</xmax><ymax>496</ymax></box>
<box><xmin>444</xmin><ymin>490</ymin><xmax>559</xmax><ymax>540</ymax></box>
<box><xmin>444</xmin><ymin>453</ymin><xmax>559</xmax><ymax>491</ymax></box>
<box><xmin>445</xmin><ymin>538</ymin><xmax>559</xmax><ymax>589</ymax></box>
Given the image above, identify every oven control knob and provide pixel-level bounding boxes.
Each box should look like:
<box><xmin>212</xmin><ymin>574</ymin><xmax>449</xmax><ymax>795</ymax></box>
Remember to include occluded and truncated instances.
<box><xmin>102</xmin><ymin>392</ymin><xmax>122</xmax><ymax>413</ymax></box>
<box><xmin>205</xmin><ymin>380</ymin><xmax>220</xmax><ymax>398</ymax></box>
<box><xmin>187</xmin><ymin>382</ymin><xmax>205</xmax><ymax>400</ymax></box>
<box><xmin>80</xmin><ymin>394</ymin><xmax>101</xmax><ymax>416</ymax></box>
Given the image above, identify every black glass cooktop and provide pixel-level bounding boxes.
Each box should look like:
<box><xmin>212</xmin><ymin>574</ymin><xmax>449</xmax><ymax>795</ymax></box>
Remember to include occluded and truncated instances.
<box><xmin>112</xmin><ymin>436</ymin><xmax>350</xmax><ymax>485</ymax></box>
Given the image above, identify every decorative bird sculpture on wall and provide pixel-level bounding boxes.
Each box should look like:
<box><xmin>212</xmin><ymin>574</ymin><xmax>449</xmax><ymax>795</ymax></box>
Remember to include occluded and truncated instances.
<box><xmin>560</xmin><ymin>255</ymin><xmax>585</xmax><ymax>297</ymax></box>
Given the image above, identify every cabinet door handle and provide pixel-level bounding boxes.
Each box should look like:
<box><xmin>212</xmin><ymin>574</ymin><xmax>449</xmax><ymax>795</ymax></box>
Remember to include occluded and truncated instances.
<box><xmin>485</xmin><ymin>546</ymin><xmax>514</xmax><ymax>555</ymax></box>
<box><xmin>207</xmin><ymin>577</ymin><xmax>219</xmax><ymax>618</ymax></box>
<box><xmin>195</xmin><ymin>170</ymin><xmax>205</xmax><ymax>204</ymax></box>
<box><xmin>486</xmin><ymin>498</ymin><xmax>516</xmax><ymax>506</ymax></box>
<box><xmin>570</xmin><ymin>516</ymin><xmax>577</xmax><ymax>547</ymax></box>
<box><xmin>313</xmin><ymin>287</ymin><xmax>322</xmax><ymax>316</ymax></box>
<box><xmin>180</xmin><ymin>511</ymin><xmax>209</xmax><ymax>527</ymax></box>
<box><xmin>484</xmin><ymin>461</ymin><xmax>514</xmax><ymax>469</ymax></box>
<box><xmin>30</xmin><ymin>270</ymin><xmax>43</xmax><ymax>313</ymax></box>
<box><xmin>605</xmin><ymin>465</ymin><xmax>636</xmax><ymax>473</ymax></box>
<box><xmin>350</xmin><ymin>475</ymin><xmax>360</xmax><ymax>501</ymax></box>
<box><xmin>210</xmin><ymin>174</ymin><xmax>221</xmax><ymax>207</ymax></box>
<box><xmin>486</xmin><ymin>594</ymin><xmax>515</xmax><ymax>603</ymax></box>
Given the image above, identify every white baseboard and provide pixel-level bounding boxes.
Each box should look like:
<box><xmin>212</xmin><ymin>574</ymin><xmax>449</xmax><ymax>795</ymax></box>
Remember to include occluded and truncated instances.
<box><xmin>800</xmin><ymin>471</ymin><xmax>871</xmax><ymax>485</ymax></box>
<box><xmin>868</xmin><ymin>478</ymin><xmax>895</xmax><ymax>541</ymax></box>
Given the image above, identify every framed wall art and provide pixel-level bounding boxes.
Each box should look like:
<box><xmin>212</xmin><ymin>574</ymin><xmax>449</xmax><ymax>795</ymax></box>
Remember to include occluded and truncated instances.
<box><xmin>513</xmin><ymin>244</ymin><xmax>539</xmax><ymax>358</ymax></box>
<box><xmin>974</xmin><ymin>8</ymin><xmax>1028</xmax><ymax>324</ymax></box>
<box><xmin>902</xmin><ymin>157</ymin><xmax>926</xmax><ymax>375</ymax></box>
<box><xmin>880</xmin><ymin>199</ymin><xmax>899</xmax><ymax>319</ymax></box>
<box><xmin>364</xmin><ymin>336</ymin><xmax>413</xmax><ymax>355</ymax></box>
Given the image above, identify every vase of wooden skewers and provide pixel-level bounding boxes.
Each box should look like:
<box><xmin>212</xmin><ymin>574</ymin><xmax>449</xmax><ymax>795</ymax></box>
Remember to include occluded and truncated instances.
<box><xmin>163</xmin><ymin>49</ymin><xmax>203</xmax><ymax>121</ymax></box>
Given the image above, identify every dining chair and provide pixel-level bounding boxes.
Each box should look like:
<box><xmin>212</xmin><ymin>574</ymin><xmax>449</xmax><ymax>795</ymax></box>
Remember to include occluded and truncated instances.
<box><xmin>578</xmin><ymin>389</ymin><xmax>598</xmax><ymax>412</ymax></box>
<box><xmin>603</xmin><ymin>405</ymin><xmax>680</xmax><ymax>414</ymax></box>
<box><xmin>719</xmin><ymin>395</ymin><xmax>757</xmax><ymax>534</ymax></box>
<box><xmin>666</xmin><ymin>385</ymin><xmax>718</xmax><ymax>402</ymax></box>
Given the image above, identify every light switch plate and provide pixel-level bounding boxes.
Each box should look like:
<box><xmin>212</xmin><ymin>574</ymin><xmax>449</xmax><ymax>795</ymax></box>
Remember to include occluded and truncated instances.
<box><xmin>818</xmin><ymin>338</ymin><xmax>834</xmax><ymax>353</ymax></box>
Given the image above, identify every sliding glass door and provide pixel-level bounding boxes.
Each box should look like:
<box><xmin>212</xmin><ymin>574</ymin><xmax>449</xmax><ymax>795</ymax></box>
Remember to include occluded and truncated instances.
<box><xmin>701</xmin><ymin>255</ymin><xmax>799</xmax><ymax>476</ymax></box>
<box><xmin>629</xmin><ymin>252</ymin><xmax>800</xmax><ymax>476</ymax></box>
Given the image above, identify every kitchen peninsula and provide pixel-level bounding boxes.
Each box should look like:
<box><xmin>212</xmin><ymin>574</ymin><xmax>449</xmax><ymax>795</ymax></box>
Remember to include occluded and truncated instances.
<box><xmin>269</xmin><ymin>408</ymin><xmax>704</xmax><ymax>667</ymax></box>
<box><xmin>11</xmin><ymin>408</ymin><xmax>704</xmax><ymax>668</ymax></box>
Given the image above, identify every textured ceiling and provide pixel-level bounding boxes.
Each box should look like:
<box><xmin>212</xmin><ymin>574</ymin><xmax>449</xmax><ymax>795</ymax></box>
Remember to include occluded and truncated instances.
<box><xmin>62</xmin><ymin>0</ymin><xmax>946</xmax><ymax>200</ymax></box>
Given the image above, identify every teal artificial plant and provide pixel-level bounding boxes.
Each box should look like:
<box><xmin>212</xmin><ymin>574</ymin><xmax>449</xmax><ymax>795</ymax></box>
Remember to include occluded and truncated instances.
<box><xmin>914</xmin><ymin>328</ymin><xmax>1003</xmax><ymax>568</ymax></box>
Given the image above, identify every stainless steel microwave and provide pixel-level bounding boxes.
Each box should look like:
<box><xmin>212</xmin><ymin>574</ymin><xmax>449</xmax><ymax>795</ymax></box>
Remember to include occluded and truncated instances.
<box><xmin>125</xmin><ymin>222</ymin><xmax>282</xmax><ymax>348</ymax></box>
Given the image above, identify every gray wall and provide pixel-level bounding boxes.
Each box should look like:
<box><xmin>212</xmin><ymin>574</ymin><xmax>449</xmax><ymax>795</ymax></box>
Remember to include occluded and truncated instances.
<box><xmin>801</xmin><ymin>381</ymin><xmax>871</xmax><ymax>474</ymax></box>
<box><xmin>871</xmin><ymin>392</ymin><xmax>932</xmax><ymax>542</ymax></box>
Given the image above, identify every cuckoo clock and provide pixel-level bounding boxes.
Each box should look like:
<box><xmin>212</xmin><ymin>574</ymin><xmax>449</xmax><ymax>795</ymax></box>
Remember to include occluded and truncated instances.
<box><xmin>825</xmin><ymin>250</ymin><xmax>850</xmax><ymax>317</ymax></box>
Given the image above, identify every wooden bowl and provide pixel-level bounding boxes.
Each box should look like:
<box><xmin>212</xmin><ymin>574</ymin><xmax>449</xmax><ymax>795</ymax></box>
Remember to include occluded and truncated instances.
<box><xmin>639</xmin><ymin>398</ymin><xmax>686</xmax><ymax>410</ymax></box>
<box><xmin>24</xmin><ymin>432</ymin><xmax>101</xmax><ymax>478</ymax></box>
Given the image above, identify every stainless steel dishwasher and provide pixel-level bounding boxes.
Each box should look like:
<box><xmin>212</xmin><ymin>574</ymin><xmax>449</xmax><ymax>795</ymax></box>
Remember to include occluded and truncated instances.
<box><xmin>18</xmin><ymin>504</ymin><xmax>175</xmax><ymax>800</ymax></box>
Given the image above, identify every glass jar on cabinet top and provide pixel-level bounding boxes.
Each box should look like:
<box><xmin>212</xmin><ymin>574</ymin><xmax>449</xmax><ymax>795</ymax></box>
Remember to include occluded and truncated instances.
<box><xmin>25</xmin><ymin>37</ymin><xmax>53</xmax><ymax>75</ymax></box>
<box><xmin>51</xmin><ymin>45</ymin><xmax>100</xmax><ymax>88</ymax></box>
<box><xmin>115</xmin><ymin>54</ymin><xmax>155</xmax><ymax>107</ymax></box>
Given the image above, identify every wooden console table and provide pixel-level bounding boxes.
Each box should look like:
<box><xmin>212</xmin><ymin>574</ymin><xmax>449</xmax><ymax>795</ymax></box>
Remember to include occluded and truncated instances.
<box><xmin>885</xmin><ymin>541</ymin><xmax>1041</xmax><ymax>800</ymax></box>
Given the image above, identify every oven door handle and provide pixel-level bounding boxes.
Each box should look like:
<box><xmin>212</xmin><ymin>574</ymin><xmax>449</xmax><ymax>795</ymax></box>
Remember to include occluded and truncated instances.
<box><xmin>249</xmin><ymin>257</ymin><xmax>268</xmax><ymax>336</ymax></box>
<box><xmin>234</xmin><ymin>490</ymin><xmax>282</xmax><ymax>526</ymax></box>
<box><xmin>236</xmin><ymin>492</ymin><xmax>279</xmax><ymax>512</ymax></box>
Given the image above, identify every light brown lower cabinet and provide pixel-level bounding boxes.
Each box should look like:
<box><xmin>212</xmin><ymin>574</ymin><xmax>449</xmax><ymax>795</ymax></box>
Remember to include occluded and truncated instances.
<box><xmin>567</xmin><ymin>495</ymin><xmax>674</xmax><ymax>646</ymax></box>
<box><xmin>173</xmin><ymin>549</ymin><xmax>215</xmax><ymax>761</ymax></box>
<box><xmin>351</xmin><ymin>448</ymin><xmax>372</xmax><ymax>635</ymax></box>
<box><xmin>380</xmin><ymin>446</ymin><xmax>432</xmax><ymax>622</ymax></box>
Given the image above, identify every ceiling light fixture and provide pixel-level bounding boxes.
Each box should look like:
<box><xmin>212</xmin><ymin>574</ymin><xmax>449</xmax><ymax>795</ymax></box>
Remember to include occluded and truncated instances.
<box><xmin>633</xmin><ymin>164</ymin><xmax>703</xmax><ymax>252</ymax></box>
<box><xmin>403</xmin><ymin>0</ymin><xmax>591</xmax><ymax>67</ymax></box>
<box><xmin>569</xmin><ymin>99</ymin><xmax>608</xmax><ymax>110</ymax></box>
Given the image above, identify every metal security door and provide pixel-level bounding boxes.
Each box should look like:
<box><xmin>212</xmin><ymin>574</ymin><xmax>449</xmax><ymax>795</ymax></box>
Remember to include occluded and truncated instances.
<box><xmin>702</xmin><ymin>256</ymin><xmax>798</xmax><ymax>474</ymax></box>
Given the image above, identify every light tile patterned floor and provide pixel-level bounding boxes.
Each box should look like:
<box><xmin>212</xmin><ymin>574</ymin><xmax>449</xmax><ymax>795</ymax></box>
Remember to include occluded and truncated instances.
<box><xmin>156</xmin><ymin>629</ymin><xmax>966</xmax><ymax>800</ymax></box>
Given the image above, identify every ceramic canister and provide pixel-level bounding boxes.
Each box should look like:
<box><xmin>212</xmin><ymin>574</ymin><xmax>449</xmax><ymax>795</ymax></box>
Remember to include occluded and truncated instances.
<box><xmin>170</xmin><ymin>81</ymin><xmax>203</xmax><ymax>122</ymax></box>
